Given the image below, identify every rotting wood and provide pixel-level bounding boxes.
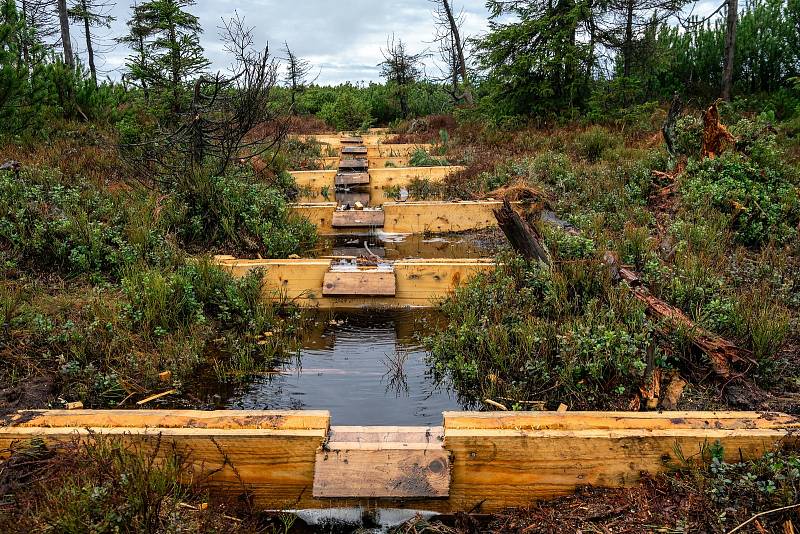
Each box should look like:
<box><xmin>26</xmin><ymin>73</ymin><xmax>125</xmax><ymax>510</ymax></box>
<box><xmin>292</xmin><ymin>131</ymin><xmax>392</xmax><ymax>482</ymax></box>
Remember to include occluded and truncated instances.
<box><xmin>322</xmin><ymin>271</ymin><xmax>396</xmax><ymax>297</ymax></box>
<box><xmin>493</xmin><ymin>200</ymin><xmax>551</xmax><ymax>264</ymax></box>
<box><xmin>331</xmin><ymin>209</ymin><xmax>385</xmax><ymax>228</ymax></box>
<box><xmin>701</xmin><ymin>100</ymin><xmax>735</xmax><ymax>159</ymax></box>
<box><xmin>614</xmin><ymin>264</ymin><xmax>756</xmax><ymax>379</ymax></box>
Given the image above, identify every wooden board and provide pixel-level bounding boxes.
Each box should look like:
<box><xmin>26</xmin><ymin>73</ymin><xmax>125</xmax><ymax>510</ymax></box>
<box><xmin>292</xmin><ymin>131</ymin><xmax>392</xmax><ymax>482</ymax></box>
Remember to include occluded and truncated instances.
<box><xmin>444</xmin><ymin>411</ymin><xmax>800</xmax><ymax>431</ymax></box>
<box><xmin>322</xmin><ymin>271</ymin><xmax>396</xmax><ymax>297</ymax></box>
<box><xmin>335</xmin><ymin>192</ymin><xmax>371</xmax><ymax>206</ymax></box>
<box><xmin>331</xmin><ymin>210</ymin><xmax>385</xmax><ymax>228</ymax></box>
<box><xmin>313</xmin><ymin>445</ymin><xmax>450</xmax><ymax>498</ymax></box>
<box><xmin>0</xmin><ymin>411</ymin><xmax>794</xmax><ymax>512</ymax></box>
<box><xmin>214</xmin><ymin>256</ymin><xmax>495</xmax><ymax>309</ymax></box>
<box><xmin>339</xmin><ymin>159</ymin><xmax>368</xmax><ymax>170</ymax></box>
<box><xmin>383</xmin><ymin>201</ymin><xmax>504</xmax><ymax>234</ymax></box>
<box><xmin>335</xmin><ymin>172</ymin><xmax>370</xmax><ymax>187</ymax></box>
<box><xmin>6</xmin><ymin>410</ymin><xmax>331</xmax><ymax>430</ymax></box>
<box><xmin>340</xmin><ymin>137</ymin><xmax>363</xmax><ymax>144</ymax></box>
<box><xmin>341</xmin><ymin>146</ymin><xmax>368</xmax><ymax>155</ymax></box>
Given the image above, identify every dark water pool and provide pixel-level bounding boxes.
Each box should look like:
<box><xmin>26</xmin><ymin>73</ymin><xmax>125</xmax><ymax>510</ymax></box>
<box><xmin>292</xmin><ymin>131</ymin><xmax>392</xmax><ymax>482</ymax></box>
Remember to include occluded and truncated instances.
<box><xmin>222</xmin><ymin>310</ymin><xmax>465</xmax><ymax>426</ymax></box>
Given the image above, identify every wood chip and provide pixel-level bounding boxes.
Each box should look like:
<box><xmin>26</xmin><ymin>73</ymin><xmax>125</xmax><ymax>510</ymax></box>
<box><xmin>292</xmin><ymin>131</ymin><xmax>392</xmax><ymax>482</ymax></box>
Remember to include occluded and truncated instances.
<box><xmin>159</xmin><ymin>371</ymin><xmax>172</xmax><ymax>383</ymax></box>
<box><xmin>66</xmin><ymin>401</ymin><xmax>83</xmax><ymax>410</ymax></box>
<box><xmin>484</xmin><ymin>399</ymin><xmax>508</xmax><ymax>411</ymax></box>
<box><xmin>557</xmin><ymin>403</ymin><xmax>568</xmax><ymax>413</ymax></box>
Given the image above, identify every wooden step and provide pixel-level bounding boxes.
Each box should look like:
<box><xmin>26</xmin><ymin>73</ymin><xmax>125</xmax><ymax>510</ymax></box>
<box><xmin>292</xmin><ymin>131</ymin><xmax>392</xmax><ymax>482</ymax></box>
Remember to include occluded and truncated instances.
<box><xmin>339</xmin><ymin>159</ymin><xmax>369</xmax><ymax>170</ymax></box>
<box><xmin>335</xmin><ymin>172</ymin><xmax>370</xmax><ymax>187</ymax></box>
<box><xmin>341</xmin><ymin>146</ymin><xmax>368</xmax><ymax>155</ymax></box>
<box><xmin>313</xmin><ymin>426</ymin><xmax>450</xmax><ymax>498</ymax></box>
<box><xmin>340</xmin><ymin>137</ymin><xmax>363</xmax><ymax>144</ymax></box>
<box><xmin>331</xmin><ymin>209</ymin><xmax>384</xmax><ymax>228</ymax></box>
<box><xmin>335</xmin><ymin>191</ymin><xmax>370</xmax><ymax>206</ymax></box>
<box><xmin>322</xmin><ymin>270</ymin><xmax>396</xmax><ymax>297</ymax></box>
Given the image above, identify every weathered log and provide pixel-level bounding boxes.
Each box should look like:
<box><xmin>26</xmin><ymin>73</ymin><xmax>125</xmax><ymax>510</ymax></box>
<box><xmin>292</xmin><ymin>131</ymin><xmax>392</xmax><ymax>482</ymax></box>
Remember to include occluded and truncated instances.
<box><xmin>615</xmin><ymin>262</ymin><xmax>756</xmax><ymax>379</ymax></box>
<box><xmin>662</xmin><ymin>93</ymin><xmax>683</xmax><ymax>158</ymax></box>
<box><xmin>493</xmin><ymin>200</ymin><xmax>551</xmax><ymax>265</ymax></box>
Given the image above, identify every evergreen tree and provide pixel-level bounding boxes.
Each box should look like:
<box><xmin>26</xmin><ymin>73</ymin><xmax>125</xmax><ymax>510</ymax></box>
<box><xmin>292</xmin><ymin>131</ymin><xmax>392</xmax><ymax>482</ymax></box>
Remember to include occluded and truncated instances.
<box><xmin>68</xmin><ymin>0</ymin><xmax>115</xmax><ymax>85</ymax></box>
<box><xmin>284</xmin><ymin>42</ymin><xmax>313</xmax><ymax>115</ymax></box>
<box><xmin>128</xmin><ymin>0</ymin><xmax>209</xmax><ymax>111</ymax></box>
<box><xmin>0</xmin><ymin>0</ymin><xmax>25</xmax><ymax>112</ymax></box>
<box><xmin>476</xmin><ymin>0</ymin><xmax>594</xmax><ymax>116</ymax></box>
<box><xmin>379</xmin><ymin>36</ymin><xmax>423</xmax><ymax>118</ymax></box>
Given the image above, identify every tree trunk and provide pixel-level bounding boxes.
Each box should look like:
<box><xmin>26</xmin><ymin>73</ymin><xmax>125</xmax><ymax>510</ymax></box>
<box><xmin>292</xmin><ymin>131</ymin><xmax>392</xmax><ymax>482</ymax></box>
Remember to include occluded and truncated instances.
<box><xmin>21</xmin><ymin>0</ymin><xmax>30</xmax><ymax>66</ymax></box>
<box><xmin>81</xmin><ymin>0</ymin><xmax>97</xmax><ymax>85</ymax></box>
<box><xmin>623</xmin><ymin>0</ymin><xmax>634</xmax><ymax>78</ymax></box>
<box><xmin>57</xmin><ymin>0</ymin><xmax>74</xmax><ymax>68</ymax></box>
<box><xmin>493</xmin><ymin>200</ymin><xmax>552</xmax><ymax>265</ymax></box>
<box><xmin>441</xmin><ymin>0</ymin><xmax>473</xmax><ymax>104</ymax></box>
<box><xmin>721</xmin><ymin>0</ymin><xmax>738</xmax><ymax>100</ymax></box>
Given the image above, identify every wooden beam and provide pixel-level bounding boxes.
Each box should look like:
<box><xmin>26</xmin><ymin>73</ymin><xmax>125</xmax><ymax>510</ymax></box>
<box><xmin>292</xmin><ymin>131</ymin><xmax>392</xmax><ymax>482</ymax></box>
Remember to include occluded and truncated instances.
<box><xmin>384</xmin><ymin>201</ymin><xmax>504</xmax><ymax>233</ymax></box>
<box><xmin>339</xmin><ymin>159</ymin><xmax>368</xmax><ymax>170</ymax></box>
<box><xmin>322</xmin><ymin>271</ymin><xmax>396</xmax><ymax>297</ymax></box>
<box><xmin>331</xmin><ymin>210</ymin><xmax>385</xmax><ymax>228</ymax></box>
<box><xmin>1</xmin><ymin>411</ymin><xmax>794</xmax><ymax>513</ymax></box>
<box><xmin>335</xmin><ymin>172</ymin><xmax>370</xmax><ymax>187</ymax></box>
<box><xmin>214</xmin><ymin>256</ymin><xmax>495</xmax><ymax>308</ymax></box>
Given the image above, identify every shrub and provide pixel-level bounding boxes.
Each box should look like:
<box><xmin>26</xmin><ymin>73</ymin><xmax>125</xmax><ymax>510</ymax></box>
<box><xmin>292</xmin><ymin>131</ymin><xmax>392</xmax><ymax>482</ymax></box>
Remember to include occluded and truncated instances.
<box><xmin>175</xmin><ymin>171</ymin><xmax>317</xmax><ymax>257</ymax></box>
<box><xmin>319</xmin><ymin>91</ymin><xmax>373</xmax><ymax>131</ymax></box>
<box><xmin>680</xmin><ymin>153</ymin><xmax>799</xmax><ymax>246</ymax></box>
<box><xmin>573</xmin><ymin>127</ymin><xmax>623</xmax><ymax>162</ymax></box>
<box><xmin>408</xmin><ymin>148</ymin><xmax>449</xmax><ymax>167</ymax></box>
<box><xmin>674</xmin><ymin>115</ymin><xmax>704</xmax><ymax>158</ymax></box>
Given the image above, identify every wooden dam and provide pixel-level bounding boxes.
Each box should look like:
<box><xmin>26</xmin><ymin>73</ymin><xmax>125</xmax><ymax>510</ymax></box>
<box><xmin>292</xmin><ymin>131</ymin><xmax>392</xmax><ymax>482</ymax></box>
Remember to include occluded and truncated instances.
<box><xmin>2</xmin><ymin>132</ymin><xmax>795</xmax><ymax>516</ymax></box>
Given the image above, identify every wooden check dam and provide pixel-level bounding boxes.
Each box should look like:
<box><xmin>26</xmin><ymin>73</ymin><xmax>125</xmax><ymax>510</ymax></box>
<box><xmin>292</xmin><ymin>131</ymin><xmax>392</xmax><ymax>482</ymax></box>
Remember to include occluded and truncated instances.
<box><xmin>2</xmin><ymin>132</ymin><xmax>796</xmax><ymax>518</ymax></box>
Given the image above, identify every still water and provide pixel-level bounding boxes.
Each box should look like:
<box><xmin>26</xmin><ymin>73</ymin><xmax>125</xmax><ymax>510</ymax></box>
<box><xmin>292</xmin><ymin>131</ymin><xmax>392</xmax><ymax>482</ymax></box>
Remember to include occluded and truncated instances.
<box><xmin>223</xmin><ymin>310</ymin><xmax>464</xmax><ymax>425</ymax></box>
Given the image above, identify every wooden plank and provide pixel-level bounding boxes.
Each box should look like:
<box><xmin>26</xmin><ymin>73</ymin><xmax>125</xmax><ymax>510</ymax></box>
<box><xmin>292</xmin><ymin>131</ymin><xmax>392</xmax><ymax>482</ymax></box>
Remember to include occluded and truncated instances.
<box><xmin>444</xmin><ymin>411</ymin><xmax>800</xmax><ymax>431</ymax></box>
<box><xmin>322</xmin><ymin>271</ymin><xmax>396</xmax><ymax>297</ymax></box>
<box><xmin>339</xmin><ymin>159</ymin><xmax>368</xmax><ymax>170</ymax></box>
<box><xmin>340</xmin><ymin>137</ymin><xmax>363</xmax><ymax>144</ymax></box>
<box><xmin>331</xmin><ymin>210</ymin><xmax>385</xmax><ymax>228</ymax></box>
<box><xmin>330</xmin><ymin>426</ymin><xmax>444</xmax><ymax>444</ymax></box>
<box><xmin>215</xmin><ymin>256</ymin><xmax>495</xmax><ymax>308</ymax></box>
<box><xmin>335</xmin><ymin>192</ymin><xmax>371</xmax><ymax>206</ymax></box>
<box><xmin>5</xmin><ymin>410</ymin><xmax>331</xmax><ymax>430</ymax></box>
<box><xmin>313</xmin><ymin>444</ymin><xmax>450</xmax><ymax>498</ymax></box>
<box><xmin>342</xmin><ymin>146</ymin><xmax>368</xmax><ymax>155</ymax></box>
<box><xmin>335</xmin><ymin>172</ymin><xmax>370</xmax><ymax>187</ymax></box>
<box><xmin>384</xmin><ymin>201</ymin><xmax>504</xmax><ymax>233</ymax></box>
<box><xmin>445</xmin><ymin>427</ymin><xmax>789</xmax><ymax>512</ymax></box>
<box><xmin>0</xmin><ymin>425</ymin><xmax>327</xmax><ymax>511</ymax></box>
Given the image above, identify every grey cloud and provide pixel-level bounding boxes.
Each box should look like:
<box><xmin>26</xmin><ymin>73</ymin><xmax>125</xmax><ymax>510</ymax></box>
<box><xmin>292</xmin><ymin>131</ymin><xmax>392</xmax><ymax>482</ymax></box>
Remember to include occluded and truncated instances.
<box><xmin>88</xmin><ymin>0</ymin><xmax>491</xmax><ymax>84</ymax></box>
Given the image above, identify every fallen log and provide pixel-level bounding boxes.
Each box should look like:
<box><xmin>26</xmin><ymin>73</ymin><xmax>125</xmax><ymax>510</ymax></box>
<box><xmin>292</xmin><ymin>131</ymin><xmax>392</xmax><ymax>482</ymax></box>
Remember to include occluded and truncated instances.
<box><xmin>493</xmin><ymin>200</ymin><xmax>551</xmax><ymax>265</ymax></box>
<box><xmin>612</xmin><ymin>257</ymin><xmax>756</xmax><ymax>380</ymax></box>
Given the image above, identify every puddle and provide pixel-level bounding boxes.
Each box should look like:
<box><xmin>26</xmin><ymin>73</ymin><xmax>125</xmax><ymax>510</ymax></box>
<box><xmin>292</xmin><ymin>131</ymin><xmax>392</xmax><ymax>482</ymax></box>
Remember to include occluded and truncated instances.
<box><xmin>315</xmin><ymin>233</ymin><xmax>494</xmax><ymax>259</ymax></box>
<box><xmin>221</xmin><ymin>310</ymin><xmax>466</xmax><ymax>425</ymax></box>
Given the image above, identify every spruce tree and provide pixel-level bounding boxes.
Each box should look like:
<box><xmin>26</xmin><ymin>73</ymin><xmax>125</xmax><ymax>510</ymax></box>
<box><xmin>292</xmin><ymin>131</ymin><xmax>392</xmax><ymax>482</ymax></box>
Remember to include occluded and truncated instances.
<box><xmin>68</xmin><ymin>0</ymin><xmax>115</xmax><ymax>85</ymax></box>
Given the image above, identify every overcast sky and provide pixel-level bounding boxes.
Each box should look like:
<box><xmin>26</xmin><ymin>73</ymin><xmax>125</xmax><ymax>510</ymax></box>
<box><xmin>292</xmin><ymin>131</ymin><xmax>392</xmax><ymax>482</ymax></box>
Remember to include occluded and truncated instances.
<box><xmin>80</xmin><ymin>0</ymin><xmax>721</xmax><ymax>85</ymax></box>
<box><xmin>84</xmin><ymin>0</ymin><xmax>491</xmax><ymax>85</ymax></box>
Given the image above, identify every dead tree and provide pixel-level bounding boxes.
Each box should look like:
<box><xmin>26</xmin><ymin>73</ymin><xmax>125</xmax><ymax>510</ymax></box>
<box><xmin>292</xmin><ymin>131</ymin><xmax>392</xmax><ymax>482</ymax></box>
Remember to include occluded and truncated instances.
<box><xmin>121</xmin><ymin>13</ymin><xmax>288</xmax><ymax>189</ymax></box>
<box><xmin>380</xmin><ymin>35</ymin><xmax>424</xmax><ymax>119</ymax></box>
<box><xmin>56</xmin><ymin>0</ymin><xmax>74</xmax><ymax>67</ymax></box>
<box><xmin>721</xmin><ymin>0</ymin><xmax>738</xmax><ymax>101</ymax></box>
<box><xmin>493</xmin><ymin>200</ymin><xmax>552</xmax><ymax>265</ymax></box>
<box><xmin>68</xmin><ymin>0</ymin><xmax>115</xmax><ymax>85</ymax></box>
<box><xmin>662</xmin><ymin>93</ymin><xmax>682</xmax><ymax>158</ymax></box>
<box><xmin>283</xmin><ymin>42</ymin><xmax>314</xmax><ymax>115</ymax></box>
<box><xmin>430</xmin><ymin>0</ymin><xmax>473</xmax><ymax>104</ymax></box>
<box><xmin>496</xmin><ymin>203</ymin><xmax>757</xmax><ymax>382</ymax></box>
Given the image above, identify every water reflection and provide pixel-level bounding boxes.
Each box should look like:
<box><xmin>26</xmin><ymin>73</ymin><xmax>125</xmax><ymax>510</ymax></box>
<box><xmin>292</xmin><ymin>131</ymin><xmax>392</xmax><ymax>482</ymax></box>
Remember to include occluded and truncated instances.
<box><xmin>223</xmin><ymin>310</ymin><xmax>463</xmax><ymax>425</ymax></box>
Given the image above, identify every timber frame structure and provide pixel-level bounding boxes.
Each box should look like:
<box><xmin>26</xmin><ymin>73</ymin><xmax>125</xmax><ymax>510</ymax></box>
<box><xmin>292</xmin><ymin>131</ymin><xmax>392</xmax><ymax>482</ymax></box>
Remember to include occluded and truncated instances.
<box><xmin>1</xmin><ymin>410</ymin><xmax>796</xmax><ymax>512</ymax></box>
<box><xmin>4</xmin><ymin>131</ymin><xmax>794</xmax><ymax>516</ymax></box>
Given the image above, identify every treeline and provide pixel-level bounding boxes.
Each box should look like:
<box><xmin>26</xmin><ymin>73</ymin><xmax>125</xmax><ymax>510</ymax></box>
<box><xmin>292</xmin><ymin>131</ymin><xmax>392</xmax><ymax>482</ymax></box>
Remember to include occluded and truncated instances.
<box><xmin>1</xmin><ymin>0</ymin><xmax>799</xmax><ymax>139</ymax></box>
